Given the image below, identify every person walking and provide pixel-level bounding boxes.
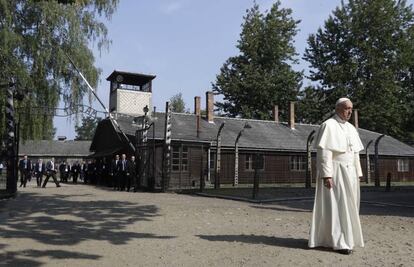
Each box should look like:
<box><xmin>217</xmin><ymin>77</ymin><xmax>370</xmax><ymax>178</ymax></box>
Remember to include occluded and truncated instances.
<box><xmin>42</xmin><ymin>157</ymin><xmax>61</xmax><ymax>188</ymax></box>
<box><xmin>19</xmin><ymin>155</ymin><xmax>31</xmax><ymax>187</ymax></box>
<box><xmin>34</xmin><ymin>159</ymin><xmax>45</xmax><ymax>187</ymax></box>
<box><xmin>309</xmin><ymin>98</ymin><xmax>364</xmax><ymax>255</ymax></box>
<box><xmin>117</xmin><ymin>154</ymin><xmax>129</xmax><ymax>191</ymax></box>
<box><xmin>111</xmin><ymin>155</ymin><xmax>120</xmax><ymax>190</ymax></box>
<box><xmin>72</xmin><ymin>161</ymin><xmax>80</xmax><ymax>184</ymax></box>
<box><xmin>127</xmin><ymin>155</ymin><xmax>136</xmax><ymax>192</ymax></box>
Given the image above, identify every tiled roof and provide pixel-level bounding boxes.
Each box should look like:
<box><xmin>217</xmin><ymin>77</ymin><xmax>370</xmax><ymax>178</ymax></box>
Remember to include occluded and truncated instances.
<box><xmin>108</xmin><ymin>112</ymin><xmax>414</xmax><ymax>157</ymax></box>
<box><xmin>19</xmin><ymin>140</ymin><xmax>92</xmax><ymax>157</ymax></box>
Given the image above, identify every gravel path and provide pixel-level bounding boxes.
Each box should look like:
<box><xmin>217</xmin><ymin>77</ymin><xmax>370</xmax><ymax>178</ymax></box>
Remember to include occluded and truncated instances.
<box><xmin>0</xmin><ymin>181</ymin><xmax>413</xmax><ymax>266</ymax></box>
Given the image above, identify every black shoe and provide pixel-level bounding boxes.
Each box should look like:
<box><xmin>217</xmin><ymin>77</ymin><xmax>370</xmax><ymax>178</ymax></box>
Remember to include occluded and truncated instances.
<box><xmin>338</xmin><ymin>249</ymin><xmax>352</xmax><ymax>255</ymax></box>
<box><xmin>57</xmin><ymin>185</ymin><xmax>61</xmax><ymax>187</ymax></box>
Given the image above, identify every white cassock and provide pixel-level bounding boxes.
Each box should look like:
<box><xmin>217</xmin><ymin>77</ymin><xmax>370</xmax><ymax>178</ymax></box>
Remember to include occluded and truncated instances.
<box><xmin>309</xmin><ymin>115</ymin><xmax>364</xmax><ymax>250</ymax></box>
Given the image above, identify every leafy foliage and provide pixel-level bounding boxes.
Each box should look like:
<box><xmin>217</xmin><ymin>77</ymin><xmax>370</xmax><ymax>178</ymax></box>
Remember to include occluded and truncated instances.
<box><xmin>212</xmin><ymin>1</ymin><xmax>302</xmax><ymax>121</ymax></box>
<box><xmin>170</xmin><ymin>92</ymin><xmax>186</xmax><ymax>113</ymax></box>
<box><xmin>303</xmin><ymin>0</ymin><xmax>414</xmax><ymax>142</ymax></box>
<box><xmin>75</xmin><ymin>116</ymin><xmax>101</xmax><ymax>140</ymax></box>
<box><xmin>296</xmin><ymin>85</ymin><xmax>334</xmax><ymax>124</ymax></box>
<box><xmin>0</xmin><ymin>0</ymin><xmax>118</xmax><ymax>140</ymax></box>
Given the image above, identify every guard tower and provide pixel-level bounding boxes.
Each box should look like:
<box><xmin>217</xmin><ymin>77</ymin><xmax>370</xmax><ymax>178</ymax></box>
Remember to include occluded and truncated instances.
<box><xmin>107</xmin><ymin>70</ymin><xmax>156</xmax><ymax>117</ymax></box>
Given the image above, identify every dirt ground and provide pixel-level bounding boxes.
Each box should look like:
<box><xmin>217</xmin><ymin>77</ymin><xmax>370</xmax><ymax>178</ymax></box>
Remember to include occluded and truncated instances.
<box><xmin>0</xmin><ymin>181</ymin><xmax>413</xmax><ymax>267</ymax></box>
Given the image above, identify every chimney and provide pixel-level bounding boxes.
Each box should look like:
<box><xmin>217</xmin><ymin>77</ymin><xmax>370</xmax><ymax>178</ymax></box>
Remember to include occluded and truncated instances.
<box><xmin>272</xmin><ymin>105</ymin><xmax>279</xmax><ymax>123</ymax></box>
<box><xmin>206</xmin><ymin>91</ymin><xmax>214</xmax><ymax>123</ymax></box>
<box><xmin>194</xmin><ymin>96</ymin><xmax>201</xmax><ymax>116</ymax></box>
<box><xmin>353</xmin><ymin>109</ymin><xmax>359</xmax><ymax>129</ymax></box>
<box><xmin>195</xmin><ymin>96</ymin><xmax>201</xmax><ymax>137</ymax></box>
<box><xmin>288</xmin><ymin>101</ymin><xmax>295</xmax><ymax>129</ymax></box>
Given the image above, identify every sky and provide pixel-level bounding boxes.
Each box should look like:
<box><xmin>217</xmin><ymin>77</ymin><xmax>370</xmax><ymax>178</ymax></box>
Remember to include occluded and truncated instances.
<box><xmin>53</xmin><ymin>0</ymin><xmax>414</xmax><ymax>140</ymax></box>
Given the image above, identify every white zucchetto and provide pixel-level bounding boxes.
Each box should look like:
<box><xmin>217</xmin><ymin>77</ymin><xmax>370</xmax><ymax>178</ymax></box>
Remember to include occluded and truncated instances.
<box><xmin>335</xmin><ymin>97</ymin><xmax>351</xmax><ymax>107</ymax></box>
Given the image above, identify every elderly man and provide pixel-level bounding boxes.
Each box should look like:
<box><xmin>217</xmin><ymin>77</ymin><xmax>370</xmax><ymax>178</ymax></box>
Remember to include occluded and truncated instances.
<box><xmin>309</xmin><ymin>98</ymin><xmax>364</xmax><ymax>255</ymax></box>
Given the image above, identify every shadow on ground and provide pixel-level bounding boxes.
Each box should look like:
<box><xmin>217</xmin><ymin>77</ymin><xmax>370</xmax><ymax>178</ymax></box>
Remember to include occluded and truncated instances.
<box><xmin>0</xmin><ymin>191</ymin><xmax>175</xmax><ymax>265</ymax></box>
<box><xmin>197</xmin><ymin>234</ymin><xmax>309</xmax><ymax>250</ymax></box>
<box><xmin>198</xmin><ymin>187</ymin><xmax>414</xmax><ymax>218</ymax></box>
<box><xmin>0</xmin><ymin>244</ymin><xmax>101</xmax><ymax>267</ymax></box>
<box><xmin>251</xmin><ymin>190</ymin><xmax>414</xmax><ymax>217</ymax></box>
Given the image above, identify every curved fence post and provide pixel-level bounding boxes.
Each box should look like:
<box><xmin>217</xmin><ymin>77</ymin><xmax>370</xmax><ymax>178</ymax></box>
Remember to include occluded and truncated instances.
<box><xmin>374</xmin><ymin>134</ymin><xmax>385</xmax><ymax>187</ymax></box>
<box><xmin>365</xmin><ymin>140</ymin><xmax>373</xmax><ymax>184</ymax></box>
<box><xmin>214</xmin><ymin>122</ymin><xmax>225</xmax><ymax>189</ymax></box>
<box><xmin>306</xmin><ymin>130</ymin><xmax>316</xmax><ymax>188</ymax></box>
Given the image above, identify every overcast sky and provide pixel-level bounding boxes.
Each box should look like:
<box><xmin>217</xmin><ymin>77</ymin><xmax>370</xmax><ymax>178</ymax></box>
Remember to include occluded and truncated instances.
<box><xmin>53</xmin><ymin>0</ymin><xmax>414</xmax><ymax>139</ymax></box>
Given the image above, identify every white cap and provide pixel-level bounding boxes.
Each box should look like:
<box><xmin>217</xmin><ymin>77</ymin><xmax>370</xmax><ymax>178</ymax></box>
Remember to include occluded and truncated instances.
<box><xmin>336</xmin><ymin>97</ymin><xmax>351</xmax><ymax>107</ymax></box>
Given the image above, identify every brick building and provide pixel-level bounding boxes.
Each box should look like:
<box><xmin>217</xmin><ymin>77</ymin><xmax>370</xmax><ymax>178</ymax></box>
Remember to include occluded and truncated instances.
<box><xmin>90</xmin><ymin>71</ymin><xmax>414</xmax><ymax>191</ymax></box>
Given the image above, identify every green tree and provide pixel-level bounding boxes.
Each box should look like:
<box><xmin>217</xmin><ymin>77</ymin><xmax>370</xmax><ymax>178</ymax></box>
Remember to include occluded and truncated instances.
<box><xmin>296</xmin><ymin>85</ymin><xmax>333</xmax><ymax>124</ymax></box>
<box><xmin>303</xmin><ymin>0</ymin><xmax>414</xmax><ymax>142</ymax></box>
<box><xmin>75</xmin><ymin>116</ymin><xmax>101</xmax><ymax>140</ymax></box>
<box><xmin>212</xmin><ymin>1</ymin><xmax>302</xmax><ymax>121</ymax></box>
<box><xmin>170</xmin><ymin>92</ymin><xmax>186</xmax><ymax>113</ymax></box>
<box><xmin>0</xmin><ymin>0</ymin><xmax>119</xmax><ymax>140</ymax></box>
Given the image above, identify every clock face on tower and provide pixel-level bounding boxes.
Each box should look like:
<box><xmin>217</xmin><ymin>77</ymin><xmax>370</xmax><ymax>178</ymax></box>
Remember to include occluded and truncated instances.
<box><xmin>116</xmin><ymin>75</ymin><xmax>123</xmax><ymax>83</ymax></box>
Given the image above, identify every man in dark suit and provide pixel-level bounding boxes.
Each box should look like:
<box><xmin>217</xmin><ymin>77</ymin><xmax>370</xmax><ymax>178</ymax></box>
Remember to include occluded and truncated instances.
<box><xmin>101</xmin><ymin>158</ymin><xmax>110</xmax><ymax>187</ymax></box>
<box><xmin>19</xmin><ymin>155</ymin><xmax>31</xmax><ymax>187</ymax></box>
<box><xmin>117</xmin><ymin>154</ymin><xmax>129</xmax><ymax>191</ymax></box>
<box><xmin>128</xmin><ymin>155</ymin><xmax>136</xmax><ymax>192</ymax></box>
<box><xmin>59</xmin><ymin>161</ymin><xmax>65</xmax><ymax>182</ymax></box>
<box><xmin>111</xmin><ymin>154</ymin><xmax>120</xmax><ymax>190</ymax></box>
<box><xmin>64</xmin><ymin>163</ymin><xmax>70</xmax><ymax>183</ymax></box>
<box><xmin>42</xmin><ymin>157</ymin><xmax>60</xmax><ymax>188</ymax></box>
<box><xmin>81</xmin><ymin>161</ymin><xmax>88</xmax><ymax>183</ymax></box>
<box><xmin>86</xmin><ymin>160</ymin><xmax>95</xmax><ymax>184</ymax></box>
<box><xmin>71</xmin><ymin>161</ymin><xmax>80</xmax><ymax>184</ymax></box>
<box><xmin>34</xmin><ymin>159</ymin><xmax>45</xmax><ymax>187</ymax></box>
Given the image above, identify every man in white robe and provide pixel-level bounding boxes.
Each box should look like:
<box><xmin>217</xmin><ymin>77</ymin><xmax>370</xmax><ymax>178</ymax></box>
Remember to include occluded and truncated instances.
<box><xmin>309</xmin><ymin>98</ymin><xmax>364</xmax><ymax>255</ymax></box>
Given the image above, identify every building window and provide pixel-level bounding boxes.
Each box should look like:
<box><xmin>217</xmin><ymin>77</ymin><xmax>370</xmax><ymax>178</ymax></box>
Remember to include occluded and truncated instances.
<box><xmin>141</xmin><ymin>82</ymin><xmax>151</xmax><ymax>92</ymax></box>
<box><xmin>290</xmin><ymin>155</ymin><xmax>306</xmax><ymax>171</ymax></box>
<box><xmin>245</xmin><ymin>154</ymin><xmax>265</xmax><ymax>171</ymax></box>
<box><xmin>118</xmin><ymin>83</ymin><xmax>141</xmax><ymax>91</ymax></box>
<box><xmin>111</xmin><ymin>82</ymin><xmax>118</xmax><ymax>91</ymax></box>
<box><xmin>209</xmin><ymin>152</ymin><xmax>215</xmax><ymax>170</ymax></box>
<box><xmin>181</xmin><ymin>146</ymin><xmax>188</xmax><ymax>172</ymax></box>
<box><xmin>245</xmin><ymin>154</ymin><xmax>253</xmax><ymax>170</ymax></box>
<box><xmin>397</xmin><ymin>159</ymin><xmax>409</xmax><ymax>172</ymax></box>
<box><xmin>171</xmin><ymin>145</ymin><xmax>189</xmax><ymax>172</ymax></box>
<box><xmin>172</xmin><ymin>145</ymin><xmax>180</xmax><ymax>171</ymax></box>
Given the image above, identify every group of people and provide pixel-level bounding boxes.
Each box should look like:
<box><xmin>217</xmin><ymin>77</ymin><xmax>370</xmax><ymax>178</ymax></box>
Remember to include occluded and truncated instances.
<box><xmin>18</xmin><ymin>156</ymin><xmax>61</xmax><ymax>188</ymax></box>
<box><xmin>18</xmin><ymin>156</ymin><xmax>98</xmax><ymax>188</ymax></box>
<box><xmin>18</xmin><ymin>153</ymin><xmax>138</xmax><ymax>191</ymax></box>
<box><xmin>109</xmin><ymin>154</ymin><xmax>137</xmax><ymax>192</ymax></box>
